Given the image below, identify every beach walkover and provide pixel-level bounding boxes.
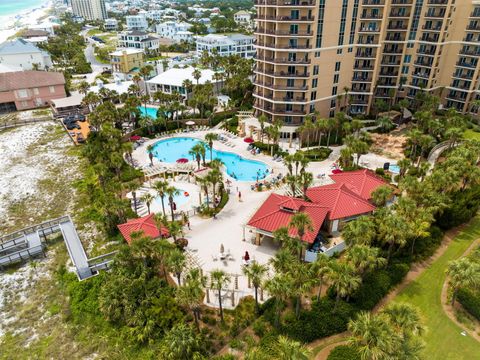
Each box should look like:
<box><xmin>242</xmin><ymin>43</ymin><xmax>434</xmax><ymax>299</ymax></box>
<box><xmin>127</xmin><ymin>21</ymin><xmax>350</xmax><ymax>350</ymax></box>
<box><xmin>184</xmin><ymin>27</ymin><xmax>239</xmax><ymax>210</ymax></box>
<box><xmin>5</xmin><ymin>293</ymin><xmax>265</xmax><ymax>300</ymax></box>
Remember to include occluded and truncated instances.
<box><xmin>0</xmin><ymin>216</ymin><xmax>115</xmax><ymax>280</ymax></box>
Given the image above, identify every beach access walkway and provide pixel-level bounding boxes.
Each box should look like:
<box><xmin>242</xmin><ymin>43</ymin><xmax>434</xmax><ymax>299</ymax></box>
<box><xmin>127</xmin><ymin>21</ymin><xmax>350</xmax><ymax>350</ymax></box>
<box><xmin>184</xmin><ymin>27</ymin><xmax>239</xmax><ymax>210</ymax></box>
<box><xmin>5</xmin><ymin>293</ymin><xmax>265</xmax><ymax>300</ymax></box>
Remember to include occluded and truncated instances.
<box><xmin>0</xmin><ymin>216</ymin><xmax>115</xmax><ymax>280</ymax></box>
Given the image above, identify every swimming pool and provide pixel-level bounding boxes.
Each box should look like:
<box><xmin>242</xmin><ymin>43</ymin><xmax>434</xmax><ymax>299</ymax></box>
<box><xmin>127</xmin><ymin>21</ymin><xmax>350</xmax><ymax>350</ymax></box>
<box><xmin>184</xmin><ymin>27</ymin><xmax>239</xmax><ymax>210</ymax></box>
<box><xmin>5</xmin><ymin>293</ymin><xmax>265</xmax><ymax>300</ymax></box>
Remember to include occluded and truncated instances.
<box><xmin>138</xmin><ymin>106</ymin><xmax>171</xmax><ymax>118</ymax></box>
<box><xmin>389</xmin><ymin>164</ymin><xmax>400</xmax><ymax>174</ymax></box>
<box><xmin>150</xmin><ymin>137</ymin><xmax>269</xmax><ymax>181</ymax></box>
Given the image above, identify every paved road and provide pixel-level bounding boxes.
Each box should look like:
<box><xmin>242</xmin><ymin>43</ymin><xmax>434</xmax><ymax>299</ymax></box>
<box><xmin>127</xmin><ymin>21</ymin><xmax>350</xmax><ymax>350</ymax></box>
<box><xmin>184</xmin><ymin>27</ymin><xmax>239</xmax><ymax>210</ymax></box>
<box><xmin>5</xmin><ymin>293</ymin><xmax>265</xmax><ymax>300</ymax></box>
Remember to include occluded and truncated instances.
<box><xmin>81</xmin><ymin>29</ymin><xmax>107</xmax><ymax>83</ymax></box>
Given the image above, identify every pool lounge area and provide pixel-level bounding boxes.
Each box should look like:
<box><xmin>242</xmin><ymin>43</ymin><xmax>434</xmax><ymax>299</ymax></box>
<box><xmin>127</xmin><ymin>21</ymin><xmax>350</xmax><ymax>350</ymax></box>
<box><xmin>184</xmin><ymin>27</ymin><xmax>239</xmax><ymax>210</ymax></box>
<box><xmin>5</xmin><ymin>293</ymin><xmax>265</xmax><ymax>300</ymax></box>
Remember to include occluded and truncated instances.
<box><xmin>150</xmin><ymin>137</ymin><xmax>270</xmax><ymax>182</ymax></box>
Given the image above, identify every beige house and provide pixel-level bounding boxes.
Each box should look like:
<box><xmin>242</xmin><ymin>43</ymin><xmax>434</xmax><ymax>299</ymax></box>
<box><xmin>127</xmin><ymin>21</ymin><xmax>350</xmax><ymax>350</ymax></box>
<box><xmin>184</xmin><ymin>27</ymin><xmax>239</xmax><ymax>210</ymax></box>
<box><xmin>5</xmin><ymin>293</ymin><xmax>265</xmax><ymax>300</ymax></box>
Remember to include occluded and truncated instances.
<box><xmin>253</xmin><ymin>0</ymin><xmax>480</xmax><ymax>134</ymax></box>
<box><xmin>109</xmin><ymin>49</ymin><xmax>145</xmax><ymax>75</ymax></box>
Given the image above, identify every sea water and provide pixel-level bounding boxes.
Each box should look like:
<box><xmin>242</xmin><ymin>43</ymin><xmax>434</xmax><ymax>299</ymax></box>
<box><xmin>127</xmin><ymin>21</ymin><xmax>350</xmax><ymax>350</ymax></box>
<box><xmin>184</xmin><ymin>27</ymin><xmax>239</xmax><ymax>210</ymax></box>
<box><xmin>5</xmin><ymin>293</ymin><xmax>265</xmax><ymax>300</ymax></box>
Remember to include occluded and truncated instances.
<box><xmin>0</xmin><ymin>0</ymin><xmax>45</xmax><ymax>17</ymax></box>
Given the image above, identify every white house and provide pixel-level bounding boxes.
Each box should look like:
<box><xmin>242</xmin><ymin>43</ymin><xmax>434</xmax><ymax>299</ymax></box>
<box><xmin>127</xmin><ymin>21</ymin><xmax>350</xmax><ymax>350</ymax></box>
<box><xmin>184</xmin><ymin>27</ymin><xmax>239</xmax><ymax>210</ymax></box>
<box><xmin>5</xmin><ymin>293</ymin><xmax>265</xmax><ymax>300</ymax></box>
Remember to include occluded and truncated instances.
<box><xmin>146</xmin><ymin>66</ymin><xmax>223</xmax><ymax>103</ymax></box>
<box><xmin>156</xmin><ymin>21</ymin><xmax>193</xmax><ymax>42</ymax></box>
<box><xmin>30</xmin><ymin>20</ymin><xmax>59</xmax><ymax>35</ymax></box>
<box><xmin>0</xmin><ymin>39</ymin><xmax>52</xmax><ymax>70</ymax></box>
<box><xmin>196</xmin><ymin>34</ymin><xmax>255</xmax><ymax>58</ymax></box>
<box><xmin>104</xmin><ymin>18</ymin><xmax>118</xmax><ymax>31</ymax></box>
<box><xmin>118</xmin><ymin>31</ymin><xmax>160</xmax><ymax>51</ymax></box>
<box><xmin>233</xmin><ymin>10</ymin><xmax>251</xmax><ymax>24</ymax></box>
<box><xmin>126</xmin><ymin>14</ymin><xmax>149</xmax><ymax>31</ymax></box>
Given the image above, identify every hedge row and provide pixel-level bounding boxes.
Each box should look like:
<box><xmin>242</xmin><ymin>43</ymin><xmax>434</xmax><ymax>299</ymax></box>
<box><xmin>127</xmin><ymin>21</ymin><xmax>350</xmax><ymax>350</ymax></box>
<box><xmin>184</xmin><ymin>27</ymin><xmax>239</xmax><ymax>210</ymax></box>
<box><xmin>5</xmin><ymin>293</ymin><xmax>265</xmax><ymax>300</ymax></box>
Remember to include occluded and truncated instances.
<box><xmin>327</xmin><ymin>345</ymin><xmax>361</xmax><ymax>360</ymax></box>
<box><xmin>457</xmin><ymin>288</ymin><xmax>480</xmax><ymax>321</ymax></box>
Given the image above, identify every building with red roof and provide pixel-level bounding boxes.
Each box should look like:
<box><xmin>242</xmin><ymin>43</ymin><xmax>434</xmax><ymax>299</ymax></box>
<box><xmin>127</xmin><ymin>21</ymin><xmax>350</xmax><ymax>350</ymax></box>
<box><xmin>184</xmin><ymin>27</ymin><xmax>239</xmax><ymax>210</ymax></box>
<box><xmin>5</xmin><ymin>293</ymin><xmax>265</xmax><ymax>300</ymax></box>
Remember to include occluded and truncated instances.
<box><xmin>329</xmin><ymin>169</ymin><xmax>389</xmax><ymax>201</ymax></box>
<box><xmin>306</xmin><ymin>183</ymin><xmax>376</xmax><ymax>232</ymax></box>
<box><xmin>247</xmin><ymin>193</ymin><xmax>329</xmax><ymax>244</ymax></box>
<box><xmin>247</xmin><ymin>169</ymin><xmax>390</xmax><ymax>248</ymax></box>
<box><xmin>117</xmin><ymin>214</ymin><xmax>169</xmax><ymax>244</ymax></box>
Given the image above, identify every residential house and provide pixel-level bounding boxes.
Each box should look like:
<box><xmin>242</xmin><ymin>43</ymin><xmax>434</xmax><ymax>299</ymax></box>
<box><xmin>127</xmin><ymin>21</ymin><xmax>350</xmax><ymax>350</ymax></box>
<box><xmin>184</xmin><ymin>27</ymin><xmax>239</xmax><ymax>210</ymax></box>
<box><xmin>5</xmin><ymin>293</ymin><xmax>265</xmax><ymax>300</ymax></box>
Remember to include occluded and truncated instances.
<box><xmin>233</xmin><ymin>10</ymin><xmax>251</xmax><ymax>24</ymax></box>
<box><xmin>146</xmin><ymin>66</ymin><xmax>223</xmax><ymax>103</ymax></box>
<box><xmin>21</xmin><ymin>30</ymin><xmax>51</xmax><ymax>45</ymax></box>
<box><xmin>156</xmin><ymin>21</ymin><xmax>192</xmax><ymax>42</ymax></box>
<box><xmin>0</xmin><ymin>71</ymin><xmax>66</xmax><ymax>113</ymax></box>
<box><xmin>126</xmin><ymin>14</ymin><xmax>148</xmax><ymax>31</ymax></box>
<box><xmin>196</xmin><ymin>34</ymin><xmax>255</xmax><ymax>58</ymax></box>
<box><xmin>104</xmin><ymin>18</ymin><xmax>118</xmax><ymax>31</ymax></box>
<box><xmin>0</xmin><ymin>39</ymin><xmax>52</xmax><ymax>70</ymax></box>
<box><xmin>118</xmin><ymin>31</ymin><xmax>160</xmax><ymax>51</ymax></box>
<box><xmin>109</xmin><ymin>49</ymin><xmax>145</xmax><ymax>79</ymax></box>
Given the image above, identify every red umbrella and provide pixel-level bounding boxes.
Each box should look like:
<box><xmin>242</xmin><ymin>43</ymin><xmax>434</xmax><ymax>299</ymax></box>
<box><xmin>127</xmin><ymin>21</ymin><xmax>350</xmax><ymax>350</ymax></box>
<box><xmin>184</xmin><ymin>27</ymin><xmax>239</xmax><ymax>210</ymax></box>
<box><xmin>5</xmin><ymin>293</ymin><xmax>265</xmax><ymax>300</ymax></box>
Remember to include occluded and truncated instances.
<box><xmin>244</xmin><ymin>137</ymin><xmax>254</xmax><ymax>143</ymax></box>
<box><xmin>176</xmin><ymin>158</ymin><xmax>188</xmax><ymax>163</ymax></box>
<box><xmin>130</xmin><ymin>135</ymin><xmax>141</xmax><ymax>141</ymax></box>
<box><xmin>332</xmin><ymin>169</ymin><xmax>343</xmax><ymax>174</ymax></box>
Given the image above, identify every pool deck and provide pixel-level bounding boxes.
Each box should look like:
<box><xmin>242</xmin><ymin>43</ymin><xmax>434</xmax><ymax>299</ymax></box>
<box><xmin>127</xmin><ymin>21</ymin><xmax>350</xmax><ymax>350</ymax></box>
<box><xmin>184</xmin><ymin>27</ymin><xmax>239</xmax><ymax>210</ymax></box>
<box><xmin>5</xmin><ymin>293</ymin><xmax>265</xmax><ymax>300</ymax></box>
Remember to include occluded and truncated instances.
<box><xmin>131</xmin><ymin>130</ymin><xmax>398</xmax><ymax>307</ymax></box>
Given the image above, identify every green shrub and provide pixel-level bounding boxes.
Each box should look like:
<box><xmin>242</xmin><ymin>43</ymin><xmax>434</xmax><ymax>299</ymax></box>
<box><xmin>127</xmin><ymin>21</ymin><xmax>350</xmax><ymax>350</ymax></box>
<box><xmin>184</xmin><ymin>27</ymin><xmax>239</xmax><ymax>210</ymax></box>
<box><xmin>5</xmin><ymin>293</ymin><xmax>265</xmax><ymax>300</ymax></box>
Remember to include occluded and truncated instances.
<box><xmin>436</xmin><ymin>186</ymin><xmax>480</xmax><ymax>230</ymax></box>
<box><xmin>229</xmin><ymin>338</ymin><xmax>244</xmax><ymax>350</ymax></box>
<box><xmin>375</xmin><ymin>168</ymin><xmax>385</xmax><ymax>176</ymax></box>
<box><xmin>279</xmin><ymin>298</ymin><xmax>355</xmax><ymax>342</ymax></box>
<box><xmin>458</xmin><ymin>288</ymin><xmax>480</xmax><ymax>321</ymax></box>
<box><xmin>252</xmin><ymin>141</ymin><xmax>288</xmax><ymax>157</ymax></box>
<box><xmin>350</xmin><ymin>270</ymin><xmax>392</xmax><ymax>310</ymax></box>
<box><xmin>252</xmin><ymin>319</ymin><xmax>268</xmax><ymax>337</ymax></box>
<box><xmin>202</xmin><ymin>315</ymin><xmax>217</xmax><ymax>326</ymax></box>
<box><xmin>328</xmin><ymin>345</ymin><xmax>361</xmax><ymax>360</ymax></box>
<box><xmin>297</xmin><ymin>147</ymin><xmax>332</xmax><ymax>161</ymax></box>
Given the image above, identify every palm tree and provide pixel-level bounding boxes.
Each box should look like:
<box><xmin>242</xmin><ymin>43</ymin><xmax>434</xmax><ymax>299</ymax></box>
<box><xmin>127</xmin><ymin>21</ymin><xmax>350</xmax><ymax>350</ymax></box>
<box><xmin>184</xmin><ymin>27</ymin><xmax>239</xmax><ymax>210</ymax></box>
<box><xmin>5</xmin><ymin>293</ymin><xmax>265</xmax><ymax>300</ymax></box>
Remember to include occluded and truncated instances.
<box><xmin>371</xmin><ymin>185</ymin><xmax>394</xmax><ymax>207</ymax></box>
<box><xmin>310</xmin><ymin>253</ymin><xmax>331</xmax><ymax>300</ymax></box>
<box><xmin>167</xmin><ymin>220</ymin><xmax>183</xmax><ymax>243</ymax></box>
<box><xmin>348</xmin><ymin>311</ymin><xmax>399</xmax><ymax>360</ymax></box>
<box><xmin>176</xmin><ymin>268</ymin><xmax>207</xmax><ymax>331</ymax></box>
<box><xmin>378</xmin><ymin>211</ymin><xmax>409</xmax><ymax>263</ymax></box>
<box><xmin>166</xmin><ymin>248</ymin><xmax>186</xmax><ymax>285</ymax></box>
<box><xmin>139</xmin><ymin>65</ymin><xmax>154</xmax><ymax>94</ymax></box>
<box><xmin>341</xmin><ymin>216</ymin><xmax>377</xmax><ymax>246</ymax></box>
<box><xmin>376</xmin><ymin>116</ymin><xmax>394</xmax><ymax>132</ymax></box>
<box><xmin>210</xmin><ymin>270</ymin><xmax>231</xmax><ymax>322</ymax></box>
<box><xmin>273</xmin><ymin>336</ymin><xmax>312</xmax><ymax>360</ymax></box>
<box><xmin>345</xmin><ymin>244</ymin><xmax>386</xmax><ymax>277</ymax></box>
<box><xmin>265</xmin><ymin>273</ymin><xmax>294</xmax><ymax>328</ymax></box>
<box><xmin>326</xmin><ymin>117</ymin><xmax>336</xmax><ymax>147</ymax></box>
<box><xmin>165</xmin><ymin>186</ymin><xmax>180</xmax><ymax>221</ymax></box>
<box><xmin>288</xmin><ymin>212</ymin><xmax>314</xmax><ymax>260</ymax></box>
<box><xmin>128</xmin><ymin>181</ymin><xmax>141</xmax><ymax>215</ymax></box>
<box><xmin>299</xmin><ymin>171</ymin><xmax>313</xmax><ymax>199</ymax></box>
<box><xmin>153</xmin><ymin>180</ymin><xmax>168</xmax><ymax>216</ymax></box>
<box><xmin>285</xmin><ymin>174</ymin><xmax>298</xmax><ymax>197</ymax></box>
<box><xmin>315</xmin><ymin>118</ymin><xmax>328</xmax><ymax>150</ymax></box>
<box><xmin>446</xmin><ymin>257</ymin><xmax>480</xmax><ymax>305</ymax></box>
<box><xmin>77</xmin><ymin>80</ymin><xmax>90</xmax><ymax>95</ymax></box>
<box><xmin>160</xmin><ymin>323</ymin><xmax>204</xmax><ymax>359</ymax></box>
<box><xmin>383</xmin><ymin>303</ymin><xmax>425</xmax><ymax>337</ymax></box>
<box><xmin>204</xmin><ymin>133</ymin><xmax>218</xmax><ymax>161</ymax></box>
<box><xmin>258</xmin><ymin>114</ymin><xmax>267</xmax><ymax>143</ymax></box>
<box><xmin>189</xmin><ymin>144</ymin><xmax>202</xmax><ymax>170</ymax></box>
<box><xmin>207</xmin><ymin>168</ymin><xmax>222</xmax><ymax>208</ymax></box>
<box><xmin>329</xmin><ymin>261</ymin><xmax>361</xmax><ymax>312</ymax></box>
<box><xmin>242</xmin><ymin>261</ymin><xmax>269</xmax><ymax>314</ymax></box>
<box><xmin>192</xmin><ymin>68</ymin><xmax>202</xmax><ymax>85</ymax></box>
<box><xmin>141</xmin><ymin>193</ymin><xmax>155</xmax><ymax>214</ymax></box>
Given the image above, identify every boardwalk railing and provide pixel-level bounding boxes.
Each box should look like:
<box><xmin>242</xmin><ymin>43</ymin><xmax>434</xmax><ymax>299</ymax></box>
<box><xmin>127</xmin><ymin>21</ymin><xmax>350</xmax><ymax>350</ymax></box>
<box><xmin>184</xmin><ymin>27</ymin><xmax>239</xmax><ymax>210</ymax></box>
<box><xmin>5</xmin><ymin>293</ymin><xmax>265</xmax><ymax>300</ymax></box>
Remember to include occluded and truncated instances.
<box><xmin>0</xmin><ymin>117</ymin><xmax>53</xmax><ymax>130</ymax></box>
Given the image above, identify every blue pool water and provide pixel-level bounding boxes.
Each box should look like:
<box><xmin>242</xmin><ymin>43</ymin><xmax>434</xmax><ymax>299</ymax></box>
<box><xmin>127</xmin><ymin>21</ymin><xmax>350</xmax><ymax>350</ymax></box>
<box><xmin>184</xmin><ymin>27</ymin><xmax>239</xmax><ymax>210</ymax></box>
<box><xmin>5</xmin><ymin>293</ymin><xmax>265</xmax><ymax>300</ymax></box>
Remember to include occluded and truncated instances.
<box><xmin>139</xmin><ymin>106</ymin><xmax>160</xmax><ymax>118</ymax></box>
<box><xmin>151</xmin><ymin>137</ymin><xmax>269</xmax><ymax>181</ymax></box>
<box><xmin>389</xmin><ymin>164</ymin><xmax>400</xmax><ymax>174</ymax></box>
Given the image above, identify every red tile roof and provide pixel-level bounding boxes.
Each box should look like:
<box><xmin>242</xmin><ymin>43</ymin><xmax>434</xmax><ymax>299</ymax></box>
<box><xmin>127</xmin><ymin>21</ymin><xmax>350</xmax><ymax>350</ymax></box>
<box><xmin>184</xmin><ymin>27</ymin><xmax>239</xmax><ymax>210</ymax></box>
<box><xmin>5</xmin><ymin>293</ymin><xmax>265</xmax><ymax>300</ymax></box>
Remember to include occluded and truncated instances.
<box><xmin>329</xmin><ymin>169</ymin><xmax>388</xmax><ymax>200</ymax></box>
<box><xmin>306</xmin><ymin>183</ymin><xmax>376</xmax><ymax>220</ymax></box>
<box><xmin>247</xmin><ymin>193</ymin><xmax>329</xmax><ymax>243</ymax></box>
<box><xmin>0</xmin><ymin>71</ymin><xmax>65</xmax><ymax>92</ymax></box>
<box><xmin>117</xmin><ymin>214</ymin><xmax>169</xmax><ymax>244</ymax></box>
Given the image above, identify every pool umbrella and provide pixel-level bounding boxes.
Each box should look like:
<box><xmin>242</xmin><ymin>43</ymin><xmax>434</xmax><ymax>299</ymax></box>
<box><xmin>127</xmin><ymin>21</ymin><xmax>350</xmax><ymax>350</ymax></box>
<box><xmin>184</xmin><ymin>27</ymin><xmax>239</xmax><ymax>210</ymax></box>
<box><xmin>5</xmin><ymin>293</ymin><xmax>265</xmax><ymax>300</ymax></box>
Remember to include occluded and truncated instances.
<box><xmin>130</xmin><ymin>135</ymin><xmax>141</xmax><ymax>141</ymax></box>
<box><xmin>185</xmin><ymin>121</ymin><xmax>195</xmax><ymax>126</ymax></box>
<box><xmin>176</xmin><ymin>158</ymin><xmax>188</xmax><ymax>163</ymax></box>
<box><xmin>244</xmin><ymin>137</ymin><xmax>254</xmax><ymax>143</ymax></box>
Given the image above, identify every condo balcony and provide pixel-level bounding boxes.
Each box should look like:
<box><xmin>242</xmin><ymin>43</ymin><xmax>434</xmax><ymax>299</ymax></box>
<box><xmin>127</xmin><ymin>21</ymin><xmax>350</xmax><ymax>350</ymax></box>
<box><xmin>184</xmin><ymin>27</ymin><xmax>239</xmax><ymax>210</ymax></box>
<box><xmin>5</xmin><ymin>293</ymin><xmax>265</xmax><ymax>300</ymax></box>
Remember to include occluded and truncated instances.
<box><xmin>360</xmin><ymin>12</ymin><xmax>383</xmax><ymax>20</ymax></box>
<box><xmin>417</xmin><ymin>46</ymin><xmax>437</xmax><ymax>56</ymax></box>
<box><xmin>422</xmin><ymin>24</ymin><xmax>443</xmax><ymax>31</ymax></box>
<box><xmin>452</xmin><ymin>71</ymin><xmax>474</xmax><ymax>80</ymax></box>
<box><xmin>255</xmin><ymin>55</ymin><xmax>311</xmax><ymax>64</ymax></box>
<box><xmin>362</xmin><ymin>0</ymin><xmax>385</xmax><ymax>6</ymax></box>
<box><xmin>412</xmin><ymin>71</ymin><xmax>431</xmax><ymax>79</ymax></box>
<box><xmin>256</xmin><ymin>41</ymin><xmax>312</xmax><ymax>50</ymax></box>
<box><xmin>424</xmin><ymin>10</ymin><xmax>446</xmax><ymax>18</ymax></box>
<box><xmin>354</xmin><ymin>62</ymin><xmax>375</xmax><ymax>70</ymax></box>
<box><xmin>255</xmin><ymin>28</ymin><xmax>313</xmax><ymax>36</ymax></box>
<box><xmin>352</xmin><ymin>75</ymin><xmax>374</xmax><ymax>82</ymax></box>
<box><xmin>254</xmin><ymin>81</ymin><xmax>308</xmax><ymax>91</ymax></box>
<box><xmin>379</xmin><ymin>70</ymin><xmax>399</xmax><ymax>76</ymax></box>
<box><xmin>383</xmin><ymin>46</ymin><xmax>403</xmax><ymax>54</ymax></box>
<box><xmin>467</xmin><ymin>23</ymin><xmax>480</xmax><ymax>31</ymax></box>
<box><xmin>385</xmin><ymin>34</ymin><xmax>406</xmax><ymax>41</ymax></box>
<box><xmin>414</xmin><ymin>58</ymin><xmax>434</xmax><ymax>67</ymax></box>
<box><xmin>257</xmin><ymin>69</ymin><xmax>311</xmax><ymax>78</ymax></box>
<box><xmin>455</xmin><ymin>61</ymin><xmax>478</xmax><ymax>69</ymax></box>
<box><xmin>356</xmin><ymin>50</ymin><xmax>377</xmax><ymax>58</ymax></box>
<box><xmin>459</xmin><ymin>47</ymin><xmax>480</xmax><ymax>56</ymax></box>
<box><xmin>389</xmin><ymin>10</ymin><xmax>410</xmax><ymax>18</ymax></box>
<box><xmin>387</xmin><ymin>23</ymin><xmax>408</xmax><ymax>30</ymax></box>
<box><xmin>254</xmin><ymin>0</ymin><xmax>316</xmax><ymax>6</ymax></box>
<box><xmin>255</xmin><ymin>15</ymin><xmax>315</xmax><ymax>22</ymax></box>
<box><xmin>391</xmin><ymin>0</ymin><xmax>413</xmax><ymax>4</ymax></box>
<box><xmin>420</xmin><ymin>34</ymin><xmax>440</xmax><ymax>42</ymax></box>
<box><xmin>427</xmin><ymin>0</ymin><xmax>448</xmax><ymax>5</ymax></box>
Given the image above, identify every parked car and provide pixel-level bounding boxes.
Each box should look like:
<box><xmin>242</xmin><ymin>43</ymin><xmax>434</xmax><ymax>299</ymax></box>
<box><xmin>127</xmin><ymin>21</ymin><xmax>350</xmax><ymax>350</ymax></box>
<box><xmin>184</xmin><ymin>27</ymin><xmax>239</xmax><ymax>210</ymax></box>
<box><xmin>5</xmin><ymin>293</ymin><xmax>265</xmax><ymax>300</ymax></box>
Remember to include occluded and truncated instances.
<box><xmin>66</xmin><ymin>122</ymin><xmax>81</xmax><ymax>130</ymax></box>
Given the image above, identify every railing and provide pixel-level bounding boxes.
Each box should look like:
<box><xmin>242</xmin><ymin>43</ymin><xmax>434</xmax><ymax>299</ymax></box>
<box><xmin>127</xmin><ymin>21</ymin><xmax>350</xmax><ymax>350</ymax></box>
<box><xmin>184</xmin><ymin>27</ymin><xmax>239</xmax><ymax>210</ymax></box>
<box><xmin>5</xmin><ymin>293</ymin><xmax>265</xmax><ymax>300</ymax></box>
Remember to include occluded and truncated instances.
<box><xmin>0</xmin><ymin>117</ymin><xmax>53</xmax><ymax>130</ymax></box>
<box><xmin>304</xmin><ymin>241</ymin><xmax>347</xmax><ymax>262</ymax></box>
<box><xmin>0</xmin><ymin>215</ymin><xmax>69</xmax><ymax>244</ymax></box>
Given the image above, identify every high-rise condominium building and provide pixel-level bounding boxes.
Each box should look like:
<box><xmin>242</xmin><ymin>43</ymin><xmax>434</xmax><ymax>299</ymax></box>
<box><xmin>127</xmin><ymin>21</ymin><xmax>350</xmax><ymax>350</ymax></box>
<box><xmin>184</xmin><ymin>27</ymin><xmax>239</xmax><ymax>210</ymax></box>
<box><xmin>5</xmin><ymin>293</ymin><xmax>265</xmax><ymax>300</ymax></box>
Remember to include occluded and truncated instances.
<box><xmin>254</xmin><ymin>0</ymin><xmax>480</xmax><ymax>134</ymax></box>
<box><xmin>71</xmin><ymin>0</ymin><xmax>107</xmax><ymax>21</ymax></box>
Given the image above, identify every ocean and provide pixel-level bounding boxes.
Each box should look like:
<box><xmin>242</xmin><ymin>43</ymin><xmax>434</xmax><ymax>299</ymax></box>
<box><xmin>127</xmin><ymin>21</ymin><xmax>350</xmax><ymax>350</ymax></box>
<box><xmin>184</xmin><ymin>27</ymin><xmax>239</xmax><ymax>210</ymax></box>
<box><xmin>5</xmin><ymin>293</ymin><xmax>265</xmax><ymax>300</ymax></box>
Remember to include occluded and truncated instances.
<box><xmin>0</xmin><ymin>0</ymin><xmax>46</xmax><ymax>18</ymax></box>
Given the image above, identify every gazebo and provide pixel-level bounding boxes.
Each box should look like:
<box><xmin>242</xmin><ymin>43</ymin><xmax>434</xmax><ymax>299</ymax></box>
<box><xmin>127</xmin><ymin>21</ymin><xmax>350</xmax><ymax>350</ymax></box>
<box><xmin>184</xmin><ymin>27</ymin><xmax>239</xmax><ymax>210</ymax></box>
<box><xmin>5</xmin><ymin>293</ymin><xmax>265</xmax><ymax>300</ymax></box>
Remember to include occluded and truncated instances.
<box><xmin>117</xmin><ymin>214</ymin><xmax>169</xmax><ymax>244</ymax></box>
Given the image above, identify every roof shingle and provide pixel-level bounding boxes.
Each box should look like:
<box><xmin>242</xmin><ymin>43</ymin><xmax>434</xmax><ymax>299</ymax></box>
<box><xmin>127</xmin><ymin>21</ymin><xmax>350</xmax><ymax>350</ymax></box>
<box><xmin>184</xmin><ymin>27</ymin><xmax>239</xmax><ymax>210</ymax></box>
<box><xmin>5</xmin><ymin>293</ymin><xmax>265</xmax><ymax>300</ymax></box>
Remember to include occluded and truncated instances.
<box><xmin>0</xmin><ymin>71</ymin><xmax>65</xmax><ymax>92</ymax></box>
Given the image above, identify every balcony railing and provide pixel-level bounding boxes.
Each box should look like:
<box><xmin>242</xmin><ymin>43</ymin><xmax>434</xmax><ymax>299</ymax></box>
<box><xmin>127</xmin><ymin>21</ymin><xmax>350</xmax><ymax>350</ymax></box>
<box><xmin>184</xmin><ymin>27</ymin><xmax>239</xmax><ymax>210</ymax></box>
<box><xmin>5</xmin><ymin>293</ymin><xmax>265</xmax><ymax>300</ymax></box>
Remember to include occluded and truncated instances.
<box><xmin>255</xmin><ymin>15</ymin><xmax>314</xmax><ymax>21</ymax></box>
<box><xmin>254</xmin><ymin>0</ymin><xmax>316</xmax><ymax>6</ymax></box>
<box><xmin>255</xmin><ymin>55</ymin><xmax>311</xmax><ymax>64</ymax></box>
<box><xmin>258</xmin><ymin>69</ymin><xmax>311</xmax><ymax>77</ymax></box>
<box><xmin>456</xmin><ymin>61</ymin><xmax>478</xmax><ymax>68</ymax></box>
<box><xmin>255</xmin><ymin>28</ymin><xmax>313</xmax><ymax>36</ymax></box>
<box><xmin>254</xmin><ymin>81</ymin><xmax>308</xmax><ymax>91</ymax></box>
<box><xmin>256</xmin><ymin>41</ymin><xmax>312</xmax><ymax>49</ymax></box>
<box><xmin>387</xmin><ymin>23</ymin><xmax>408</xmax><ymax>30</ymax></box>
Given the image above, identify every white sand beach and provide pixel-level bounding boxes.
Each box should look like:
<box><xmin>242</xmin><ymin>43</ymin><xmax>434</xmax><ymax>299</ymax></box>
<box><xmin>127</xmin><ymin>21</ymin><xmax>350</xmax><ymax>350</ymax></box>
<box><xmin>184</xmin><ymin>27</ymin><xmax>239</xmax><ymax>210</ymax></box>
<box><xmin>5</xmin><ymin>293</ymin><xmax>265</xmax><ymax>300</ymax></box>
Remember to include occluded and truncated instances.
<box><xmin>0</xmin><ymin>0</ymin><xmax>53</xmax><ymax>43</ymax></box>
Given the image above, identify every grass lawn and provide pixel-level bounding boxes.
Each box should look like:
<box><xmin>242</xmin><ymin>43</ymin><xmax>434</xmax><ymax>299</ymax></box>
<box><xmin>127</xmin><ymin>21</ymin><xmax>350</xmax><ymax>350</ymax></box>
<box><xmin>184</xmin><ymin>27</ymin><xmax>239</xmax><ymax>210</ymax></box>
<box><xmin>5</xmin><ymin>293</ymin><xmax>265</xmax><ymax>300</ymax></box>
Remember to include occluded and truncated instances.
<box><xmin>394</xmin><ymin>217</ymin><xmax>480</xmax><ymax>359</ymax></box>
<box><xmin>463</xmin><ymin>129</ymin><xmax>480</xmax><ymax>141</ymax></box>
